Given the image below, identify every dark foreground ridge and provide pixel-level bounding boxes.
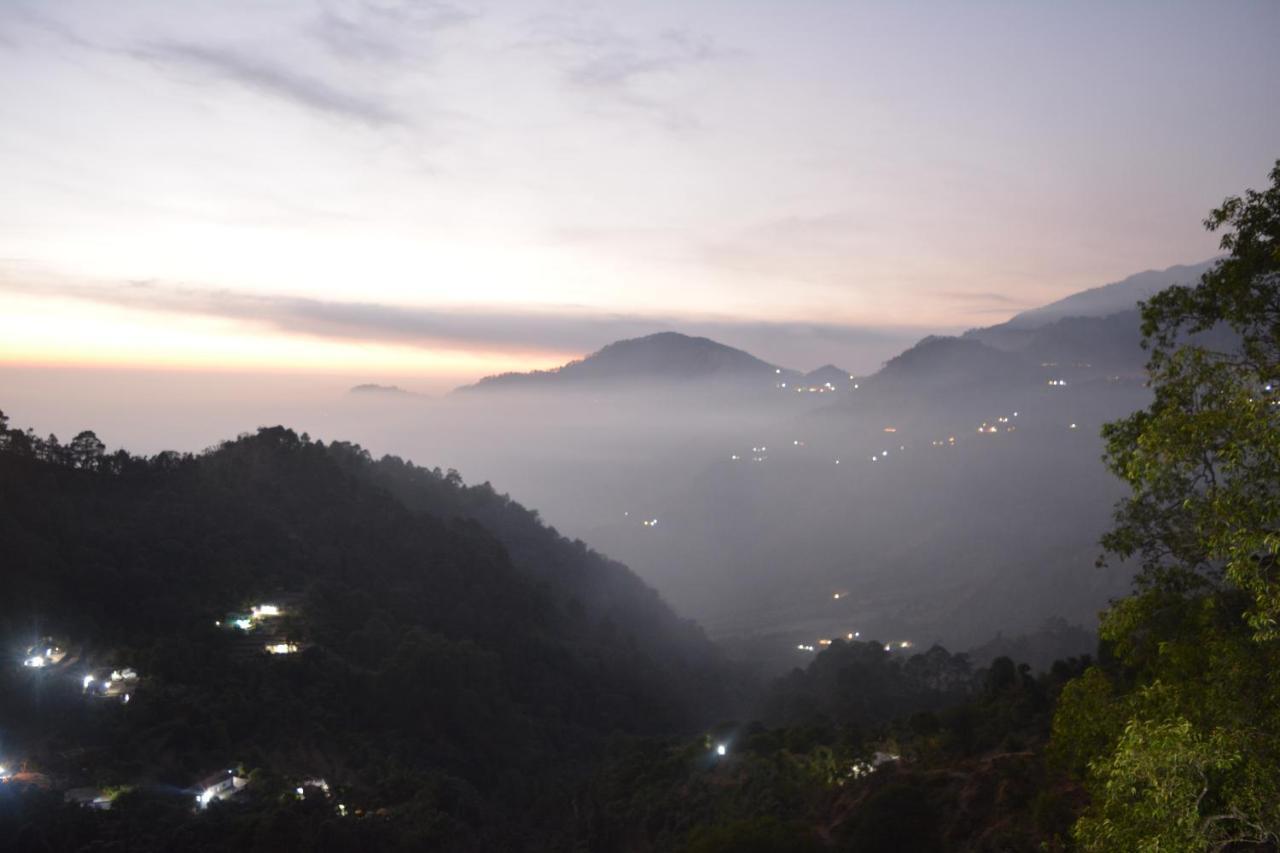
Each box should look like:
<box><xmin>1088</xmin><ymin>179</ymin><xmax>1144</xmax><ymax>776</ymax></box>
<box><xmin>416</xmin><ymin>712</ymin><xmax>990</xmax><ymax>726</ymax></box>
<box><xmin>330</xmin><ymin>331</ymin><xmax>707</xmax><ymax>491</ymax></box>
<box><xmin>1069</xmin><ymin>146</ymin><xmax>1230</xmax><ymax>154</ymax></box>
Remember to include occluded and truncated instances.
<box><xmin>0</xmin><ymin>416</ymin><xmax>1094</xmax><ymax>852</ymax></box>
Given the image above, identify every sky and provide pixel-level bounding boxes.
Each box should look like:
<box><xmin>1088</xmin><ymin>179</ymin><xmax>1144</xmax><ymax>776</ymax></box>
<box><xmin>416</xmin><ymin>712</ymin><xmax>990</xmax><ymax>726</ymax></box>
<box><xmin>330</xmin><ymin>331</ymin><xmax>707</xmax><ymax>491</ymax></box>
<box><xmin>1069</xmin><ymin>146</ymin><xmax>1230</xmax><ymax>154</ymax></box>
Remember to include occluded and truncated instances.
<box><xmin>0</xmin><ymin>0</ymin><xmax>1277</xmax><ymax>388</ymax></box>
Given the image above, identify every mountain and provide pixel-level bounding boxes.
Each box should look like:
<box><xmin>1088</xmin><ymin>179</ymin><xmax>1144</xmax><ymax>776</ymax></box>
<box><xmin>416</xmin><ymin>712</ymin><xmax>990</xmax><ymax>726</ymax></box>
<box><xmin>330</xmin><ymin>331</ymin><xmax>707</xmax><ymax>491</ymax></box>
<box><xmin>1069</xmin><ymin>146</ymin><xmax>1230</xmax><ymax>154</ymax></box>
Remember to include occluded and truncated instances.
<box><xmin>1000</xmin><ymin>260</ymin><xmax>1217</xmax><ymax>330</ymax></box>
<box><xmin>802</xmin><ymin>364</ymin><xmax>854</xmax><ymax>389</ymax></box>
<box><xmin>348</xmin><ymin>383</ymin><xmax>412</xmax><ymax>395</ymax></box>
<box><xmin>0</xmin><ymin>421</ymin><xmax>731</xmax><ymax>849</ymax></box>
<box><xmin>456</xmin><ymin>332</ymin><xmax>793</xmax><ymax>393</ymax></box>
<box><xmin>868</xmin><ymin>336</ymin><xmax>1038</xmax><ymax>394</ymax></box>
<box><xmin>955</xmin><ymin>260</ymin><xmax>1231</xmax><ymax>372</ymax></box>
<box><xmin>964</xmin><ymin>260</ymin><xmax>1216</xmax><ymax>357</ymax></box>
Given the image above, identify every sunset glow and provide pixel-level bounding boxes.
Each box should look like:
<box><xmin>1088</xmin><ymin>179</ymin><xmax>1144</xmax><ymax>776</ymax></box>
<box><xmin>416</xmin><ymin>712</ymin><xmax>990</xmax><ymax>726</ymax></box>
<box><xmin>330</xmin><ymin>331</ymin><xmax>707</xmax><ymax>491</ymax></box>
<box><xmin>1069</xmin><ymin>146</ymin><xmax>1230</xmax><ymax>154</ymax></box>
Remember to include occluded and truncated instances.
<box><xmin>1</xmin><ymin>1</ymin><xmax>1277</xmax><ymax>381</ymax></box>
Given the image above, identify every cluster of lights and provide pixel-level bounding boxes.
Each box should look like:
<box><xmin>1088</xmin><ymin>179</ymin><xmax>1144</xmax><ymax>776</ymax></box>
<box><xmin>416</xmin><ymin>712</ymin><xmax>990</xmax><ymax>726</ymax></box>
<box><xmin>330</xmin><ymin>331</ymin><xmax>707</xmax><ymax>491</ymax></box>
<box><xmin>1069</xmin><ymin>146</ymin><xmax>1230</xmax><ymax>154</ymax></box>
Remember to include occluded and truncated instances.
<box><xmin>221</xmin><ymin>603</ymin><xmax>284</xmax><ymax>633</ymax></box>
<box><xmin>978</xmin><ymin>411</ymin><xmax>1019</xmax><ymax>434</ymax></box>
<box><xmin>930</xmin><ymin>437</ymin><xmax>958</xmax><ymax>446</ymax></box>
<box><xmin>846</xmin><ymin>751</ymin><xmax>901</xmax><ymax>782</ymax></box>
<box><xmin>797</xmin><ymin>628</ymin><xmax>863</xmax><ymax>653</ymax></box>
<box><xmin>641</xmin><ymin>518</ymin><xmax>659</xmax><ymax>528</ymax></box>
<box><xmin>82</xmin><ymin>668</ymin><xmax>138</xmax><ymax>702</ymax></box>
<box><xmin>23</xmin><ymin>643</ymin><xmax>65</xmax><ymax>669</ymax></box>
<box><xmin>265</xmin><ymin>642</ymin><xmax>299</xmax><ymax>655</ymax></box>
<box><xmin>1048</xmin><ymin>379</ymin><xmax>1068</xmax><ymax>386</ymax></box>
<box><xmin>196</xmin><ymin>770</ymin><xmax>239</xmax><ymax>809</ymax></box>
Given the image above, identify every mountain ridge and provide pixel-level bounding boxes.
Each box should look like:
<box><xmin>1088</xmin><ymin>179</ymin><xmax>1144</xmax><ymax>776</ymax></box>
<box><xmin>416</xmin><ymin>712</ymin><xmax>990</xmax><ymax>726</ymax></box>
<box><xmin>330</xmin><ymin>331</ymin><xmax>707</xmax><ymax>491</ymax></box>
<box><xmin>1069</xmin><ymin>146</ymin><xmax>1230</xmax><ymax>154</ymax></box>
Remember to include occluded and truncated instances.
<box><xmin>455</xmin><ymin>331</ymin><xmax>796</xmax><ymax>393</ymax></box>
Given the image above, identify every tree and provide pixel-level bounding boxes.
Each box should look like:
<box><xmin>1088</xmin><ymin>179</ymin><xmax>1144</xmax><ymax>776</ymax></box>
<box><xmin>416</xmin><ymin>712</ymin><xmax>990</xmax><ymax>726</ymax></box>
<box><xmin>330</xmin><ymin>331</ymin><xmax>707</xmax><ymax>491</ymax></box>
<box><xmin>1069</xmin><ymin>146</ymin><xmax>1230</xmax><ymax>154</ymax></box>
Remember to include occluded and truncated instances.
<box><xmin>69</xmin><ymin>430</ymin><xmax>106</xmax><ymax>470</ymax></box>
<box><xmin>1059</xmin><ymin>160</ymin><xmax>1280</xmax><ymax>850</ymax></box>
<box><xmin>1102</xmin><ymin>158</ymin><xmax>1280</xmax><ymax>637</ymax></box>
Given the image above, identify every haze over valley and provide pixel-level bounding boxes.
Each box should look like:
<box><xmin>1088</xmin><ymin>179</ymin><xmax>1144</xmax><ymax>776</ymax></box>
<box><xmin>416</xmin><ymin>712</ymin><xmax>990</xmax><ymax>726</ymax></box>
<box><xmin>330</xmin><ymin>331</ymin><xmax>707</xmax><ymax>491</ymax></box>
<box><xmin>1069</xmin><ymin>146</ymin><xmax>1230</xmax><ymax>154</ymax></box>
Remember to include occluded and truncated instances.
<box><xmin>2</xmin><ymin>2</ymin><xmax>1278</xmax><ymax>849</ymax></box>
<box><xmin>3</xmin><ymin>260</ymin><xmax>1216</xmax><ymax>668</ymax></box>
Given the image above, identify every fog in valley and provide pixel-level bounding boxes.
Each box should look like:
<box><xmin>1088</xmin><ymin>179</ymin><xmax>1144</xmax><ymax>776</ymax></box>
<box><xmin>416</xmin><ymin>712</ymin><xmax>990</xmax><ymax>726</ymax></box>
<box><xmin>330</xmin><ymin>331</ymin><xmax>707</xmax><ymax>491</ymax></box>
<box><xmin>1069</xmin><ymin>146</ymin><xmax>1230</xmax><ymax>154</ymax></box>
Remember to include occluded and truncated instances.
<box><xmin>3</xmin><ymin>262</ymin><xmax>1212</xmax><ymax>673</ymax></box>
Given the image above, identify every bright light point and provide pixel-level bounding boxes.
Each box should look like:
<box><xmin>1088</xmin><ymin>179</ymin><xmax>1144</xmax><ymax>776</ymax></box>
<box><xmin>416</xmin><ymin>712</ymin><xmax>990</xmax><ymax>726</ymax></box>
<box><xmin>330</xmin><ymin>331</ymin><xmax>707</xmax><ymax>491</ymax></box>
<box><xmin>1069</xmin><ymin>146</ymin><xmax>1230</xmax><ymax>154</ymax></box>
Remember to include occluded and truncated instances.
<box><xmin>715</xmin><ymin>744</ymin><xmax>727</xmax><ymax>757</ymax></box>
<box><xmin>82</xmin><ymin>674</ymin><xmax>94</xmax><ymax>690</ymax></box>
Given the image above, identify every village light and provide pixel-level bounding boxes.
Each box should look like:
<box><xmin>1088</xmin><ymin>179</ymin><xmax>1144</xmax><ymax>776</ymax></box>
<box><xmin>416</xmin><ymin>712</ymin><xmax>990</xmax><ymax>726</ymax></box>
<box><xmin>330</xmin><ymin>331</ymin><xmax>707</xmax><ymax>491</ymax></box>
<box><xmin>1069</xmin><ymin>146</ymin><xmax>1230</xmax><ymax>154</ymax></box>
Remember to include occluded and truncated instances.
<box><xmin>82</xmin><ymin>674</ymin><xmax>94</xmax><ymax>690</ymax></box>
<box><xmin>24</xmin><ymin>656</ymin><xmax>44</xmax><ymax>668</ymax></box>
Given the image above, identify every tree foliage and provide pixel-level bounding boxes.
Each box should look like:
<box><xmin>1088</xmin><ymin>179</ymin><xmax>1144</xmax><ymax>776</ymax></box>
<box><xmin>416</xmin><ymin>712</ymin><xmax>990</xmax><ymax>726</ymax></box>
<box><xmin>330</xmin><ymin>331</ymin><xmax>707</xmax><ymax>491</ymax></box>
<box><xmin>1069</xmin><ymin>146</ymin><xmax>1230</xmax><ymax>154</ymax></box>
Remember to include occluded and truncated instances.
<box><xmin>1058</xmin><ymin>160</ymin><xmax>1280</xmax><ymax>851</ymax></box>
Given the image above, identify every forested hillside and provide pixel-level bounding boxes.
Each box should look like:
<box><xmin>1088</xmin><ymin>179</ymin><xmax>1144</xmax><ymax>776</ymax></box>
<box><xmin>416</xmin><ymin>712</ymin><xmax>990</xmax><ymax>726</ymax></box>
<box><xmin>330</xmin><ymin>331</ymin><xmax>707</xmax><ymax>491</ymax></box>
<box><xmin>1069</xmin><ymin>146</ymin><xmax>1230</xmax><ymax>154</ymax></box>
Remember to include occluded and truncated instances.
<box><xmin>0</xmin><ymin>422</ymin><xmax>732</xmax><ymax>850</ymax></box>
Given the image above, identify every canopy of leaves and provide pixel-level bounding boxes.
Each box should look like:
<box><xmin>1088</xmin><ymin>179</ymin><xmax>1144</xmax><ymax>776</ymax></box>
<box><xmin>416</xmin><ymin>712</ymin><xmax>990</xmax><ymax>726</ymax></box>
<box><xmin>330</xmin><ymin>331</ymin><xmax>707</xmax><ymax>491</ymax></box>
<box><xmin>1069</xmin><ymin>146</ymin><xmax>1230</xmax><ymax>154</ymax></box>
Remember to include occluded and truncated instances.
<box><xmin>1057</xmin><ymin>160</ymin><xmax>1280</xmax><ymax>851</ymax></box>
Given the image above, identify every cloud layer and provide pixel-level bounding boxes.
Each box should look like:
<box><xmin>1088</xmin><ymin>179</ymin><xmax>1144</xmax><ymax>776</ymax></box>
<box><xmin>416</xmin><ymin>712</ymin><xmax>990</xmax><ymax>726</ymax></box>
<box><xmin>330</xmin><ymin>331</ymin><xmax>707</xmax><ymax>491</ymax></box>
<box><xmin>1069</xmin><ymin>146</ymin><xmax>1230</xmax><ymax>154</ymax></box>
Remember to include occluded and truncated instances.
<box><xmin>0</xmin><ymin>274</ymin><xmax>922</xmax><ymax>372</ymax></box>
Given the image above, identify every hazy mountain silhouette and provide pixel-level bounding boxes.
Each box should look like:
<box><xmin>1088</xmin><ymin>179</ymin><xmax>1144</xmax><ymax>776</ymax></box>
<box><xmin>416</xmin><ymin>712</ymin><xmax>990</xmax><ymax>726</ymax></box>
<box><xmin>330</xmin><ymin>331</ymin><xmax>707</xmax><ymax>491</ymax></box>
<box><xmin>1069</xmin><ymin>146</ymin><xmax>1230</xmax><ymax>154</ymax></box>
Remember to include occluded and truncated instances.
<box><xmin>963</xmin><ymin>259</ymin><xmax>1217</xmax><ymax>357</ymax></box>
<box><xmin>802</xmin><ymin>364</ymin><xmax>854</xmax><ymax>388</ymax></box>
<box><xmin>349</xmin><ymin>383</ymin><xmax>412</xmax><ymax>395</ymax></box>
<box><xmin>868</xmin><ymin>336</ymin><xmax>1039</xmax><ymax>393</ymax></box>
<box><xmin>457</xmin><ymin>332</ymin><xmax>793</xmax><ymax>392</ymax></box>
<box><xmin>1001</xmin><ymin>259</ymin><xmax>1217</xmax><ymax>330</ymax></box>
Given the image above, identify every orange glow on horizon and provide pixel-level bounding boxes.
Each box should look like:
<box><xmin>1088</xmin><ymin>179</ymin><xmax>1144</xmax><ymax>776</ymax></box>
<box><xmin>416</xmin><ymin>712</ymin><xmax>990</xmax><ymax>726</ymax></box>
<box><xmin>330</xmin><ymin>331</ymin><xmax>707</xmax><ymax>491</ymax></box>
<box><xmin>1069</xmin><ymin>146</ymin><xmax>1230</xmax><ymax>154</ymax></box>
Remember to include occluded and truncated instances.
<box><xmin>0</xmin><ymin>295</ymin><xmax>578</xmax><ymax>382</ymax></box>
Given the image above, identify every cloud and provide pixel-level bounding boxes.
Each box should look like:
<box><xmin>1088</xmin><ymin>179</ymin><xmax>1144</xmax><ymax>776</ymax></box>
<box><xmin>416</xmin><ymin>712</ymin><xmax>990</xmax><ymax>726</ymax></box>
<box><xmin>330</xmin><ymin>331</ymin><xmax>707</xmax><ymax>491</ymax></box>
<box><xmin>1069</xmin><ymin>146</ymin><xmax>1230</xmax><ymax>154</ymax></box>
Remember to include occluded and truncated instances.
<box><xmin>310</xmin><ymin>0</ymin><xmax>478</xmax><ymax>62</ymax></box>
<box><xmin>521</xmin><ymin>17</ymin><xmax>729</xmax><ymax>129</ymax></box>
<box><xmin>0</xmin><ymin>3</ymin><xmax>99</xmax><ymax>51</ymax></box>
<box><xmin>565</xmin><ymin>27</ymin><xmax>718</xmax><ymax>89</ymax></box>
<box><xmin>0</xmin><ymin>275</ymin><xmax>927</xmax><ymax>371</ymax></box>
<box><xmin>937</xmin><ymin>291</ymin><xmax>1026</xmax><ymax>305</ymax></box>
<box><xmin>132</xmin><ymin>41</ymin><xmax>404</xmax><ymax>126</ymax></box>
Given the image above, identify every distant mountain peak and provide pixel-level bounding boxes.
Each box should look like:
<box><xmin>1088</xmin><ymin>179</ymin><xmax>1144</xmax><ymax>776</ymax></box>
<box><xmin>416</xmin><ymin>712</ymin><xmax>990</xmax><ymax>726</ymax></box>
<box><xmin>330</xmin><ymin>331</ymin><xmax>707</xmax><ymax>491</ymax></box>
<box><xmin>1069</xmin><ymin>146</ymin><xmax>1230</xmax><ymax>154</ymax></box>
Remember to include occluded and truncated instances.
<box><xmin>350</xmin><ymin>383</ymin><xmax>410</xmax><ymax>395</ymax></box>
<box><xmin>457</xmin><ymin>331</ymin><xmax>788</xmax><ymax>392</ymax></box>
<box><xmin>998</xmin><ymin>259</ymin><xmax>1217</xmax><ymax>331</ymax></box>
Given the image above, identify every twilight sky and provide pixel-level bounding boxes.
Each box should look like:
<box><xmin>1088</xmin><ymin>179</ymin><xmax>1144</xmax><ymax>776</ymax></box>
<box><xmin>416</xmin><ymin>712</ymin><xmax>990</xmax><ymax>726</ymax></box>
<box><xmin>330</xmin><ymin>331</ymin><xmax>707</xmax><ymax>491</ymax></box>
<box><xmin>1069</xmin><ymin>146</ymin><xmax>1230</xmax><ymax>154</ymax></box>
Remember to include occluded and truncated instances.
<box><xmin>0</xmin><ymin>0</ymin><xmax>1277</xmax><ymax>387</ymax></box>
